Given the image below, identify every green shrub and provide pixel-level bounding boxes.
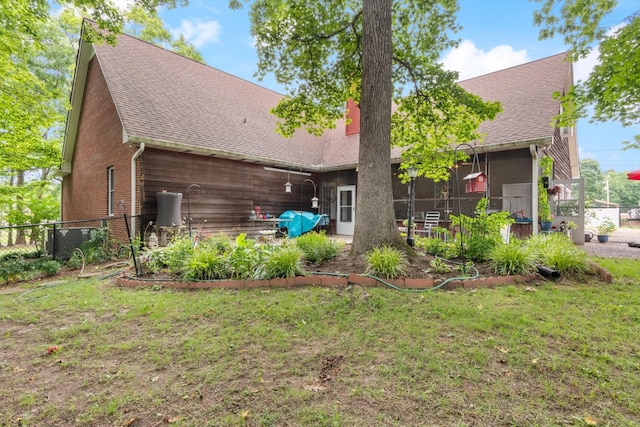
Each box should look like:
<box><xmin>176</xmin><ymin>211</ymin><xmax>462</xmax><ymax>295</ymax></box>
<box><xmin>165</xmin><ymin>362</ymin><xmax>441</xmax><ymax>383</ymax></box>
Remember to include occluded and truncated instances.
<box><xmin>450</xmin><ymin>198</ymin><xmax>513</xmax><ymax>261</ymax></box>
<box><xmin>258</xmin><ymin>245</ymin><xmax>304</xmax><ymax>279</ymax></box>
<box><xmin>78</xmin><ymin>227</ymin><xmax>117</xmax><ymax>264</ymax></box>
<box><xmin>160</xmin><ymin>237</ymin><xmax>195</xmax><ymax>273</ymax></box>
<box><xmin>67</xmin><ymin>252</ymin><xmax>84</xmax><ymax>270</ymax></box>
<box><xmin>226</xmin><ymin>234</ymin><xmax>265</xmax><ymax>279</ymax></box>
<box><xmin>180</xmin><ymin>248</ymin><xmax>228</xmax><ymax>281</ymax></box>
<box><xmin>464</xmin><ymin>233</ymin><xmax>502</xmax><ymax>262</ymax></box>
<box><xmin>295</xmin><ymin>231</ymin><xmax>344</xmax><ymax>265</ymax></box>
<box><xmin>525</xmin><ymin>233</ymin><xmax>588</xmax><ymax>276</ymax></box>
<box><xmin>34</xmin><ymin>259</ymin><xmax>62</xmax><ymax>276</ymax></box>
<box><xmin>0</xmin><ymin>255</ymin><xmax>62</xmax><ymax>283</ymax></box>
<box><xmin>489</xmin><ymin>241</ymin><xmax>537</xmax><ymax>276</ymax></box>
<box><xmin>0</xmin><ymin>256</ymin><xmax>30</xmax><ymax>283</ymax></box>
<box><xmin>199</xmin><ymin>234</ymin><xmax>233</xmax><ymax>253</ymax></box>
<box><xmin>429</xmin><ymin>257</ymin><xmax>452</xmax><ymax>274</ymax></box>
<box><xmin>418</xmin><ymin>237</ymin><xmax>448</xmax><ymax>256</ymax></box>
<box><xmin>365</xmin><ymin>246</ymin><xmax>408</xmax><ymax>279</ymax></box>
<box><xmin>0</xmin><ymin>249</ymin><xmax>41</xmax><ymax>261</ymax></box>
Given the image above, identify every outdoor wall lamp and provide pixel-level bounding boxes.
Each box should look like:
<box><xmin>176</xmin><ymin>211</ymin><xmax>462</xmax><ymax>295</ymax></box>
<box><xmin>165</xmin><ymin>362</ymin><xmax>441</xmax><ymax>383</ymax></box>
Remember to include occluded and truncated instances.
<box><xmin>305</xmin><ymin>178</ymin><xmax>319</xmax><ymax>209</ymax></box>
<box><xmin>406</xmin><ymin>166</ymin><xmax>418</xmax><ymax>247</ymax></box>
<box><xmin>285</xmin><ymin>166</ymin><xmax>303</xmax><ymax>193</ymax></box>
<box><xmin>285</xmin><ymin>169</ymin><xmax>292</xmax><ymax>193</ymax></box>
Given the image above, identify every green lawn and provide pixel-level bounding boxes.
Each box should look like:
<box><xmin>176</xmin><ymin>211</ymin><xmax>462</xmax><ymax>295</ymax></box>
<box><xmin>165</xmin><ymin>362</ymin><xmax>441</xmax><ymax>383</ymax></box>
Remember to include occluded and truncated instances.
<box><xmin>0</xmin><ymin>258</ymin><xmax>638</xmax><ymax>426</ymax></box>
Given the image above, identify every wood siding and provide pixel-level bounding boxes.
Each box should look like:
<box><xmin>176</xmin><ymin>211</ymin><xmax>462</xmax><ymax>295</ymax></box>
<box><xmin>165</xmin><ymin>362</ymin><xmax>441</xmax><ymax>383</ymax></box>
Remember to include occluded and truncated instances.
<box><xmin>546</xmin><ymin>129</ymin><xmax>572</xmax><ymax>180</ymax></box>
<box><xmin>140</xmin><ymin>149</ymin><xmax>322</xmax><ymax>237</ymax></box>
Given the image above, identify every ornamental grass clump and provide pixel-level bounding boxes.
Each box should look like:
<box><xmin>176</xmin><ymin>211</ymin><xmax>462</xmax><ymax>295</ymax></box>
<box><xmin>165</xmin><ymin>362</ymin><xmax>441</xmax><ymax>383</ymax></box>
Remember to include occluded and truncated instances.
<box><xmin>295</xmin><ymin>231</ymin><xmax>344</xmax><ymax>265</ymax></box>
<box><xmin>525</xmin><ymin>233</ymin><xmax>588</xmax><ymax>276</ymax></box>
<box><xmin>365</xmin><ymin>246</ymin><xmax>408</xmax><ymax>279</ymax></box>
<box><xmin>489</xmin><ymin>241</ymin><xmax>537</xmax><ymax>276</ymax></box>
<box><xmin>180</xmin><ymin>249</ymin><xmax>228</xmax><ymax>281</ymax></box>
<box><xmin>257</xmin><ymin>244</ymin><xmax>304</xmax><ymax>279</ymax></box>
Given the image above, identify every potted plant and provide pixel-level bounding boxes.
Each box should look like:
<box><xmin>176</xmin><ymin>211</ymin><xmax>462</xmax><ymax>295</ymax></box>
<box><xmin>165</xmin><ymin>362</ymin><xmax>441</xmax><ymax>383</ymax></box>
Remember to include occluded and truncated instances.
<box><xmin>596</xmin><ymin>219</ymin><xmax>616</xmax><ymax>243</ymax></box>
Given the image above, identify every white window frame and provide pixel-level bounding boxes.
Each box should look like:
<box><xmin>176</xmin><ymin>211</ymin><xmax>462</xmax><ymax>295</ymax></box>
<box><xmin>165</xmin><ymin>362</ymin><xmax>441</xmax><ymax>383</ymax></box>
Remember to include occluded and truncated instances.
<box><xmin>108</xmin><ymin>166</ymin><xmax>115</xmax><ymax>216</ymax></box>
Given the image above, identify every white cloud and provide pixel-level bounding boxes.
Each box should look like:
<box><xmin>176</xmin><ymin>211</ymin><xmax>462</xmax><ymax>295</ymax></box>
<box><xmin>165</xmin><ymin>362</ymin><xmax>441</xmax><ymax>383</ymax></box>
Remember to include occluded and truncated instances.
<box><xmin>173</xmin><ymin>19</ymin><xmax>221</xmax><ymax>47</ymax></box>
<box><xmin>110</xmin><ymin>0</ymin><xmax>134</xmax><ymax>11</ymax></box>
<box><xmin>573</xmin><ymin>23</ymin><xmax>625</xmax><ymax>83</ymax></box>
<box><xmin>573</xmin><ymin>50</ymin><xmax>599</xmax><ymax>83</ymax></box>
<box><xmin>442</xmin><ymin>40</ymin><xmax>529</xmax><ymax>80</ymax></box>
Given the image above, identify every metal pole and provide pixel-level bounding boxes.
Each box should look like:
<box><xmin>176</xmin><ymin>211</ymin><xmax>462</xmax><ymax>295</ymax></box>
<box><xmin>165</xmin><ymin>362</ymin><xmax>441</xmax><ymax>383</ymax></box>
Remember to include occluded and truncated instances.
<box><xmin>406</xmin><ymin>167</ymin><xmax>417</xmax><ymax>247</ymax></box>
<box><xmin>52</xmin><ymin>223</ymin><xmax>57</xmax><ymax>260</ymax></box>
<box><xmin>407</xmin><ymin>177</ymin><xmax>415</xmax><ymax>247</ymax></box>
<box><xmin>187</xmin><ymin>192</ymin><xmax>191</xmax><ymax>238</ymax></box>
<box><xmin>122</xmin><ymin>212</ymin><xmax>141</xmax><ymax>276</ymax></box>
<box><xmin>186</xmin><ymin>184</ymin><xmax>201</xmax><ymax>239</ymax></box>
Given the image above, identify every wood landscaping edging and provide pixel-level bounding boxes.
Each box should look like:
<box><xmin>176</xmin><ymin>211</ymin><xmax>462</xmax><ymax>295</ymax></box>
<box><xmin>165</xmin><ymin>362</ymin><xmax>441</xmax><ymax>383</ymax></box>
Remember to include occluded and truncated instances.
<box><xmin>116</xmin><ymin>273</ymin><xmax>540</xmax><ymax>291</ymax></box>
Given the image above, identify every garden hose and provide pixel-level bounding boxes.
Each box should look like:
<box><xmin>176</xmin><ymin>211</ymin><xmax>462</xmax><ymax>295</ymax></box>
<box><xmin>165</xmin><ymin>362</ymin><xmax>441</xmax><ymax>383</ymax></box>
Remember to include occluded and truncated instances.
<box><xmin>12</xmin><ymin>269</ymin><xmax>126</xmax><ymax>303</ymax></box>
<box><xmin>120</xmin><ymin>257</ymin><xmax>479</xmax><ymax>293</ymax></box>
<box><xmin>309</xmin><ymin>256</ymin><xmax>479</xmax><ymax>293</ymax></box>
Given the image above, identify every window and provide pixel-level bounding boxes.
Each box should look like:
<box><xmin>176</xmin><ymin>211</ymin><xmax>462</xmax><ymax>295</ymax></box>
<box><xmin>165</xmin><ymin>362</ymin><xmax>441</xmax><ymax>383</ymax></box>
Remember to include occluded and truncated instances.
<box><xmin>108</xmin><ymin>167</ymin><xmax>115</xmax><ymax>215</ymax></box>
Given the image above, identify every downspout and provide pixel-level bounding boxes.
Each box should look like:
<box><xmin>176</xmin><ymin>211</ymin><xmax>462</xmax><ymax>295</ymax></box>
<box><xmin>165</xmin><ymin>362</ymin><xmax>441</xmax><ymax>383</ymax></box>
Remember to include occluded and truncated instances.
<box><xmin>530</xmin><ymin>144</ymin><xmax>539</xmax><ymax>235</ymax></box>
<box><xmin>131</xmin><ymin>143</ymin><xmax>145</xmax><ymax>238</ymax></box>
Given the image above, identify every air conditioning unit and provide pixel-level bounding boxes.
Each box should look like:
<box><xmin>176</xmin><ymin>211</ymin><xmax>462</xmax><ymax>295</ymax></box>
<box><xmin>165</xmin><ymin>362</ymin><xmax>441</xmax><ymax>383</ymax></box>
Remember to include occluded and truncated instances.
<box><xmin>561</xmin><ymin>126</ymin><xmax>572</xmax><ymax>136</ymax></box>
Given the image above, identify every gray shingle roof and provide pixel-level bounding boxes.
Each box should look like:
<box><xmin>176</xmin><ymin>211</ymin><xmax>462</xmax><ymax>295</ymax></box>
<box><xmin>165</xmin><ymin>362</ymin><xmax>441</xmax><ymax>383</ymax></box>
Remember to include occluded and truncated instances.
<box><xmin>458</xmin><ymin>52</ymin><xmax>571</xmax><ymax>147</ymax></box>
<box><xmin>91</xmin><ymin>31</ymin><xmax>570</xmax><ymax>170</ymax></box>
<box><xmin>94</xmin><ymin>33</ymin><xmax>330</xmax><ymax>168</ymax></box>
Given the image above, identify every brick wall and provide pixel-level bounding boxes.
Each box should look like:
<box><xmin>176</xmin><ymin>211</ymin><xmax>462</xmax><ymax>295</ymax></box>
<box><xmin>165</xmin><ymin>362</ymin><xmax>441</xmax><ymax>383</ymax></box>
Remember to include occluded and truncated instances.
<box><xmin>61</xmin><ymin>56</ymin><xmax>138</xmax><ymax>244</ymax></box>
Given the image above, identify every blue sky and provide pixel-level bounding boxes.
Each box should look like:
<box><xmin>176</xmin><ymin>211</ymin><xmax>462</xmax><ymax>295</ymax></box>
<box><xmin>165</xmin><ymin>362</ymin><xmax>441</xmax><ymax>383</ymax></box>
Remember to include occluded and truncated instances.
<box><xmin>145</xmin><ymin>0</ymin><xmax>639</xmax><ymax>172</ymax></box>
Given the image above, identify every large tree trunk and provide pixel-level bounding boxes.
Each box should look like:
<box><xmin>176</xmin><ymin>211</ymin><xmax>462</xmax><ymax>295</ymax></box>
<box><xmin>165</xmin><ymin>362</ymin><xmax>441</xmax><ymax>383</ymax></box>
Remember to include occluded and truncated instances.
<box><xmin>352</xmin><ymin>0</ymin><xmax>405</xmax><ymax>255</ymax></box>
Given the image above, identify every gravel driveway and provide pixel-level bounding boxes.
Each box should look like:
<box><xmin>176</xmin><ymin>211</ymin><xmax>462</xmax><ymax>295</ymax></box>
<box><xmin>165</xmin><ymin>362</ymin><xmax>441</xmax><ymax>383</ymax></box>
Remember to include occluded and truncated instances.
<box><xmin>582</xmin><ymin>241</ymin><xmax>640</xmax><ymax>259</ymax></box>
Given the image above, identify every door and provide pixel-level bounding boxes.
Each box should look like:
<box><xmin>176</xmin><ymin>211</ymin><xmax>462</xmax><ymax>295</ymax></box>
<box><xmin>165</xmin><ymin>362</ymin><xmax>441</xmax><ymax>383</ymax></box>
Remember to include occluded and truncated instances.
<box><xmin>337</xmin><ymin>185</ymin><xmax>355</xmax><ymax>235</ymax></box>
<box><xmin>502</xmin><ymin>183</ymin><xmax>532</xmax><ymax>218</ymax></box>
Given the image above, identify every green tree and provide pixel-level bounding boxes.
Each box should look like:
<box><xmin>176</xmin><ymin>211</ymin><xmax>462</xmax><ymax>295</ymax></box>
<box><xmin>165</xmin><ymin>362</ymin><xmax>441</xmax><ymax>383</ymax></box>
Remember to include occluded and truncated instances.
<box><xmin>579</xmin><ymin>160</ymin><xmax>640</xmax><ymax>208</ymax></box>
<box><xmin>125</xmin><ymin>4</ymin><xmax>204</xmax><ymax>62</ymax></box>
<box><xmin>534</xmin><ymin>1</ymin><xmax>639</xmax><ymax>148</ymax></box>
<box><xmin>231</xmin><ymin>0</ymin><xmax>500</xmax><ymax>254</ymax></box>
<box><xmin>0</xmin><ymin>9</ymin><xmax>78</xmax><ymax>241</ymax></box>
<box><xmin>580</xmin><ymin>158</ymin><xmax>606</xmax><ymax>203</ymax></box>
<box><xmin>607</xmin><ymin>171</ymin><xmax>640</xmax><ymax>208</ymax></box>
<box><xmin>1</xmin><ymin>1</ymin><xmax>196</xmax><ymax>239</ymax></box>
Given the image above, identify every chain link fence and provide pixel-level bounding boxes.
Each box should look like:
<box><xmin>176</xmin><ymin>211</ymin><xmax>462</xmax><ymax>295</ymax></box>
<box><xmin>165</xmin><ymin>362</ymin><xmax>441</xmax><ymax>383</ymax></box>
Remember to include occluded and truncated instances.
<box><xmin>0</xmin><ymin>215</ymin><xmax>140</xmax><ymax>260</ymax></box>
<box><xmin>584</xmin><ymin>206</ymin><xmax>640</xmax><ymax>244</ymax></box>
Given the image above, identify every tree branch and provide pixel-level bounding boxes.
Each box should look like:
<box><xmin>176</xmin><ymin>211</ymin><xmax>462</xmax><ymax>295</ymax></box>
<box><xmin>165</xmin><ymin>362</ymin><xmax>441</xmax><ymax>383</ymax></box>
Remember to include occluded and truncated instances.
<box><xmin>292</xmin><ymin>10</ymin><xmax>362</xmax><ymax>42</ymax></box>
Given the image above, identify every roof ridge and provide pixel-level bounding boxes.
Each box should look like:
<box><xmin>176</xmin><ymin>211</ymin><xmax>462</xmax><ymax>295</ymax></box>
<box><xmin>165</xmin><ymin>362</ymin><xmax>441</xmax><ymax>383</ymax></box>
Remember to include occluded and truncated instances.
<box><xmin>457</xmin><ymin>51</ymin><xmax>569</xmax><ymax>83</ymax></box>
<box><xmin>86</xmin><ymin>18</ymin><xmax>286</xmax><ymax>98</ymax></box>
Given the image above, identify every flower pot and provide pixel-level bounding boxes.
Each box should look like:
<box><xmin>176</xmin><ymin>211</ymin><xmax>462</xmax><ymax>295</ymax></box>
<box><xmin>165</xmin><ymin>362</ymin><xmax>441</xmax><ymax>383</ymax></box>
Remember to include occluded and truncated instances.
<box><xmin>584</xmin><ymin>232</ymin><xmax>593</xmax><ymax>242</ymax></box>
<box><xmin>540</xmin><ymin>221</ymin><xmax>553</xmax><ymax>232</ymax></box>
<box><xmin>597</xmin><ymin>235</ymin><xmax>609</xmax><ymax>243</ymax></box>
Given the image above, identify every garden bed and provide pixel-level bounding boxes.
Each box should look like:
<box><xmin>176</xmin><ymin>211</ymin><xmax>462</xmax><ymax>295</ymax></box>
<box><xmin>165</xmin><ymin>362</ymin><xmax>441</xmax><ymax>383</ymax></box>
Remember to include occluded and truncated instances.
<box><xmin>119</xmin><ymin>244</ymin><xmax>542</xmax><ymax>291</ymax></box>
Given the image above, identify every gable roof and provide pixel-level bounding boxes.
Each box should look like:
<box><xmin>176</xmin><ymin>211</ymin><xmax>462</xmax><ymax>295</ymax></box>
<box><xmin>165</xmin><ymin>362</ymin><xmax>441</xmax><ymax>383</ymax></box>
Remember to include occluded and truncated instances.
<box><xmin>458</xmin><ymin>52</ymin><xmax>573</xmax><ymax>150</ymax></box>
<box><xmin>62</xmin><ymin>23</ymin><xmax>574</xmax><ymax>174</ymax></box>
